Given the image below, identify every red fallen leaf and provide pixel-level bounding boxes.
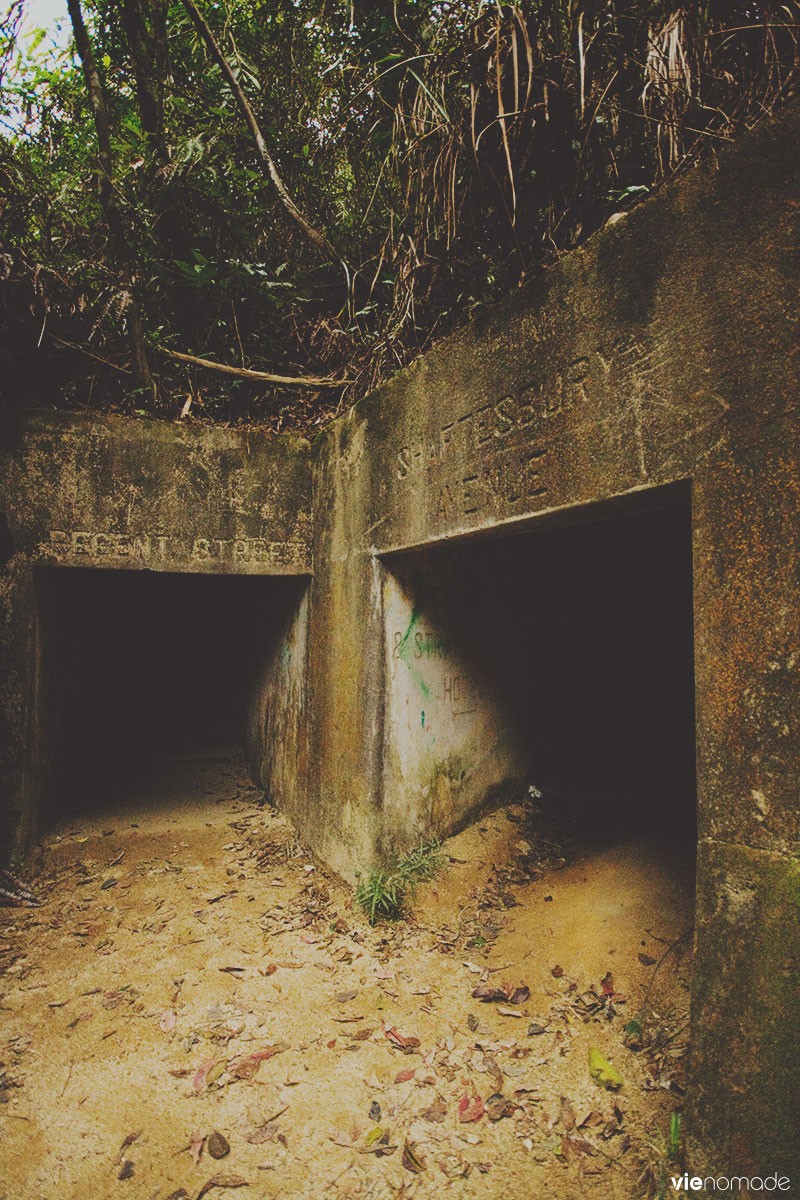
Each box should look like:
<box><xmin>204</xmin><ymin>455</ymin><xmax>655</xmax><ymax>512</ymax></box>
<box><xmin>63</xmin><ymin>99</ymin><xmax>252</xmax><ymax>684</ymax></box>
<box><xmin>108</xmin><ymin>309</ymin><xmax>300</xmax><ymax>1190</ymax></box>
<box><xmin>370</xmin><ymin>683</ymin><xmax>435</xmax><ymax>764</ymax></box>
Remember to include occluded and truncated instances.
<box><xmin>382</xmin><ymin>1022</ymin><xmax>420</xmax><ymax>1051</ymax></box>
<box><xmin>326</xmin><ymin>1039</ymin><xmax>336</xmax><ymax>1049</ymax></box>
<box><xmin>601</xmin><ymin>972</ymin><xmax>614</xmax><ymax>996</ymax></box>
<box><xmin>394</xmin><ymin>1068</ymin><xmax>416</xmax><ymax>1083</ymax></box>
<box><xmin>190</xmin><ymin>1131</ymin><xmax>205</xmax><ymax>1166</ymax></box>
<box><xmin>458</xmin><ymin>1094</ymin><xmax>484</xmax><ymax>1123</ymax></box>
<box><xmin>193</xmin><ymin>1058</ymin><xmax>216</xmax><ymax>1091</ymax></box>
<box><xmin>551</xmin><ymin>965</ymin><xmax>564</xmax><ymax>978</ymax></box>
<box><xmin>160</xmin><ymin>1009</ymin><xmax>176</xmax><ymax>1033</ymax></box>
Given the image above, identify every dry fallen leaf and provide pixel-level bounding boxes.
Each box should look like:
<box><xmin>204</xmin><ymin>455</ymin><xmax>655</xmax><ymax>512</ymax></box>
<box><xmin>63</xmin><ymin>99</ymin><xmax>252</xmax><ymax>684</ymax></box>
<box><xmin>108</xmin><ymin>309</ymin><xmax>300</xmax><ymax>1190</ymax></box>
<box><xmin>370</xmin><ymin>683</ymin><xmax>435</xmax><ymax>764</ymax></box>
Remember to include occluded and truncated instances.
<box><xmin>394</xmin><ymin>1068</ymin><xmax>415</xmax><ymax>1083</ymax></box>
<box><xmin>160</xmin><ymin>1009</ymin><xmax>177</xmax><ymax>1033</ymax></box>
<box><xmin>193</xmin><ymin>1058</ymin><xmax>216</xmax><ymax>1092</ymax></box>
<box><xmin>207</xmin><ymin>1131</ymin><xmax>230</xmax><ymax>1160</ymax></box>
<box><xmin>227</xmin><ymin>1043</ymin><xmax>289</xmax><ymax>1080</ymax></box>
<box><xmin>382</xmin><ymin>1023</ymin><xmax>420</xmax><ymax>1051</ymax></box>
<box><xmin>421</xmin><ymin>1094</ymin><xmax>447</xmax><ymax>1123</ymax></box>
<box><xmin>195</xmin><ymin>1175</ymin><xmax>249</xmax><ymax>1200</ymax></box>
<box><xmin>483</xmin><ymin>1054</ymin><xmax>503</xmax><ymax>1093</ymax></box>
<box><xmin>115</xmin><ymin>1131</ymin><xmax>141</xmax><ymax>1164</ymax></box>
<box><xmin>402</xmin><ymin>1139</ymin><xmax>426</xmax><ymax>1174</ymax></box>
<box><xmin>471</xmin><ymin>985</ymin><xmax>507</xmax><ymax>1003</ymax></box>
<box><xmin>247</xmin><ymin>1125</ymin><xmax>278</xmax><ymax>1145</ymax></box>
<box><xmin>485</xmin><ymin>1093</ymin><xmax>515</xmax><ymax>1121</ymax></box>
<box><xmin>458</xmin><ymin>1094</ymin><xmax>484</xmax><ymax>1123</ymax></box>
<box><xmin>188</xmin><ymin>1131</ymin><xmax>205</xmax><ymax>1167</ymax></box>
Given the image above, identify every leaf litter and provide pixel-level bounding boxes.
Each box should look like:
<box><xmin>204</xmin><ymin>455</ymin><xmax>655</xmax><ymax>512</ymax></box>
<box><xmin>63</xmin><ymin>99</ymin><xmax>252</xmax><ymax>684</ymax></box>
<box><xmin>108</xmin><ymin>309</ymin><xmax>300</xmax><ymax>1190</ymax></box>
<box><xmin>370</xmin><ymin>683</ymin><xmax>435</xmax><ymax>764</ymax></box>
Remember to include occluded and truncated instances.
<box><xmin>2</xmin><ymin>755</ymin><xmax>695</xmax><ymax>1198</ymax></box>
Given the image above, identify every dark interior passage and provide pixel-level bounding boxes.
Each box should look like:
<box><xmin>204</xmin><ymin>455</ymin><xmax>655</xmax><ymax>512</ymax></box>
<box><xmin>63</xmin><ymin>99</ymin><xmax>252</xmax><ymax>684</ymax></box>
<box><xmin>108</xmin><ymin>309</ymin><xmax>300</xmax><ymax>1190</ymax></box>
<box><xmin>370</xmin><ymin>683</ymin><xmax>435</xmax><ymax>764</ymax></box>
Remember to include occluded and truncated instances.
<box><xmin>390</xmin><ymin>488</ymin><xmax>697</xmax><ymax>846</ymax></box>
<box><xmin>37</xmin><ymin>567</ymin><xmax>305</xmax><ymax>821</ymax></box>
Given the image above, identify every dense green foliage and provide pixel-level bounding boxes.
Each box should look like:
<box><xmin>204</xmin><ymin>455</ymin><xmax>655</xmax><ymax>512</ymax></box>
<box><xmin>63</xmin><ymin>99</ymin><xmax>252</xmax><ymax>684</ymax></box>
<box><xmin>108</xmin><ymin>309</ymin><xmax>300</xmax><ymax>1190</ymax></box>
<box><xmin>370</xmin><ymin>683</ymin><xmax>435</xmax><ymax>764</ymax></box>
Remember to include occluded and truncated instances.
<box><xmin>1</xmin><ymin>1</ymin><xmax>798</xmax><ymax>427</ymax></box>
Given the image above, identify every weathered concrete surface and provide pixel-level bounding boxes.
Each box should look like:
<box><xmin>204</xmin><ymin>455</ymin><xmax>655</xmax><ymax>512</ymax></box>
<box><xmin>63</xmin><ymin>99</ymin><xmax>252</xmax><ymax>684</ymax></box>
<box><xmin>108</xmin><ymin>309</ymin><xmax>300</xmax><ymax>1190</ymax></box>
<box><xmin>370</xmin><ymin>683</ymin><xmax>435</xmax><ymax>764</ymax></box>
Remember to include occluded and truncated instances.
<box><xmin>0</xmin><ymin>409</ymin><xmax>312</xmax><ymax>860</ymax></box>
<box><xmin>0</xmin><ymin>409</ymin><xmax>311</xmax><ymax>575</ymax></box>
<box><xmin>380</xmin><ymin>551</ymin><xmax>528</xmax><ymax>844</ymax></box>
<box><xmin>307</xmin><ymin>104</ymin><xmax>800</xmax><ymax>866</ymax></box>
<box><xmin>246</xmin><ymin>581</ymin><xmax>311</xmax><ymax>824</ymax></box>
<box><xmin>305</xmin><ymin>103</ymin><xmax>800</xmax><ymax>1178</ymax></box>
<box><xmin>692</xmin><ymin>841</ymin><xmax>800</xmax><ymax>1177</ymax></box>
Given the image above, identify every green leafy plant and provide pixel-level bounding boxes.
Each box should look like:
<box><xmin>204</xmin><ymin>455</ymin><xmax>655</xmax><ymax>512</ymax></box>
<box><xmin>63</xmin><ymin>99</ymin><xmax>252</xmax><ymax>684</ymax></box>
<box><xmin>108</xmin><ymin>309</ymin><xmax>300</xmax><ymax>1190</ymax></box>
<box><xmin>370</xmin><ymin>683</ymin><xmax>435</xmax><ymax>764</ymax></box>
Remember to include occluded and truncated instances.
<box><xmin>355</xmin><ymin>839</ymin><xmax>444</xmax><ymax>924</ymax></box>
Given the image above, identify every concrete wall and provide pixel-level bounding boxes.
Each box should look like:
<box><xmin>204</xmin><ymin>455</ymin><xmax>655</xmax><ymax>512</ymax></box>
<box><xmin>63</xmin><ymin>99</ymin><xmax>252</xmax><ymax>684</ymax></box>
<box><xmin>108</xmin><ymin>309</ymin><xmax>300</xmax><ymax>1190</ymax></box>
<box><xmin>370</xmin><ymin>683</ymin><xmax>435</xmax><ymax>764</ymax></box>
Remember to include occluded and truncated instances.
<box><xmin>0</xmin><ymin>410</ymin><xmax>312</xmax><ymax>857</ymax></box>
<box><xmin>306</xmin><ymin>105</ymin><xmax>800</xmax><ymax>1176</ymax></box>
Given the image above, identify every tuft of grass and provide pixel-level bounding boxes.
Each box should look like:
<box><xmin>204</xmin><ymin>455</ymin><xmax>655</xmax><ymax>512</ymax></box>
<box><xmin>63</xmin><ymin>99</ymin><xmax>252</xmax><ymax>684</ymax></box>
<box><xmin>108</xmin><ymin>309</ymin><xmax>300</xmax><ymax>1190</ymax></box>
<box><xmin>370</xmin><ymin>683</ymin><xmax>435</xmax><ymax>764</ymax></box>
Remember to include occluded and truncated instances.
<box><xmin>638</xmin><ymin>1111</ymin><xmax>684</xmax><ymax>1199</ymax></box>
<box><xmin>355</xmin><ymin>839</ymin><xmax>445</xmax><ymax>925</ymax></box>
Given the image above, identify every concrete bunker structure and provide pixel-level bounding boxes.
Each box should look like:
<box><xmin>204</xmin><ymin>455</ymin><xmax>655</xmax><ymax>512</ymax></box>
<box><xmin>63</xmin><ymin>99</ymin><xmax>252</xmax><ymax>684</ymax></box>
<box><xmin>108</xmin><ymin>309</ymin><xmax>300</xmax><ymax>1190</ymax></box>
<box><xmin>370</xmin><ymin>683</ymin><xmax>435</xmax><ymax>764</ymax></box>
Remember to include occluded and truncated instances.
<box><xmin>2</xmin><ymin>107</ymin><xmax>799</xmax><ymax>1176</ymax></box>
<box><xmin>37</xmin><ymin>567</ymin><xmax>308</xmax><ymax>822</ymax></box>
<box><xmin>378</xmin><ymin>487</ymin><xmax>697</xmax><ymax>851</ymax></box>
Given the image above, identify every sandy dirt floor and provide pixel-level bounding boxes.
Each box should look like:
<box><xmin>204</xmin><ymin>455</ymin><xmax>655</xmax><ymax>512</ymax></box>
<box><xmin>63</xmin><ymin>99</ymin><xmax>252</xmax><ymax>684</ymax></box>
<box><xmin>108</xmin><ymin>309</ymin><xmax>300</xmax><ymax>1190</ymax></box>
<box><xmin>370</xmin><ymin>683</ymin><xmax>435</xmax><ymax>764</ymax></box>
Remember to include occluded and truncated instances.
<box><xmin>0</xmin><ymin>753</ymin><xmax>694</xmax><ymax>1200</ymax></box>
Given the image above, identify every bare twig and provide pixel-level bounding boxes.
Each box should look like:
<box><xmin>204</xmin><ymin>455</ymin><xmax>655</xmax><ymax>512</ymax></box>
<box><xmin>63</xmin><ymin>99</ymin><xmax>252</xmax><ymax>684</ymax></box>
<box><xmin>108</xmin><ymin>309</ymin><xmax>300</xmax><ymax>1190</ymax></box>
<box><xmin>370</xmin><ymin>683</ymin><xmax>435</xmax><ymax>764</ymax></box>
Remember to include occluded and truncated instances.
<box><xmin>50</xmin><ymin>334</ymin><xmax>133</xmax><ymax>374</ymax></box>
<box><xmin>157</xmin><ymin>345</ymin><xmax>347</xmax><ymax>387</ymax></box>
<box><xmin>180</xmin><ymin>0</ymin><xmax>342</xmax><ymax>266</ymax></box>
<box><xmin>67</xmin><ymin>0</ymin><xmax>156</xmax><ymax>400</ymax></box>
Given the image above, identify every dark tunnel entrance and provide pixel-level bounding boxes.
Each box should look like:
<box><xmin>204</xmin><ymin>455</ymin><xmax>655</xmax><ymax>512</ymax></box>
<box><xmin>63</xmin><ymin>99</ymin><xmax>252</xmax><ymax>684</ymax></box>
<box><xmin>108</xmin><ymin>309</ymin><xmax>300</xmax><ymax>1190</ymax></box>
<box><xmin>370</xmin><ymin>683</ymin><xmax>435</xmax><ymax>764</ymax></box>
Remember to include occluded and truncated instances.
<box><xmin>386</xmin><ymin>484</ymin><xmax>697</xmax><ymax>857</ymax></box>
<box><xmin>35</xmin><ymin>567</ymin><xmax>307</xmax><ymax>825</ymax></box>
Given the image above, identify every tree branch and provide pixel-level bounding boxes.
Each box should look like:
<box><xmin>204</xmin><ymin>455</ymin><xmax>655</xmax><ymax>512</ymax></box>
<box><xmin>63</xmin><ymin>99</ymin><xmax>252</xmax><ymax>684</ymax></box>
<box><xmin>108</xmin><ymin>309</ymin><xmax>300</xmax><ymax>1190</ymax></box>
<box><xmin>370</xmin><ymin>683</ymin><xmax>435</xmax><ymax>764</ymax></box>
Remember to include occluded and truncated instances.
<box><xmin>157</xmin><ymin>345</ymin><xmax>348</xmax><ymax>386</ymax></box>
<box><xmin>67</xmin><ymin>0</ymin><xmax>156</xmax><ymax>400</ymax></box>
<box><xmin>181</xmin><ymin>0</ymin><xmax>343</xmax><ymax>266</ymax></box>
